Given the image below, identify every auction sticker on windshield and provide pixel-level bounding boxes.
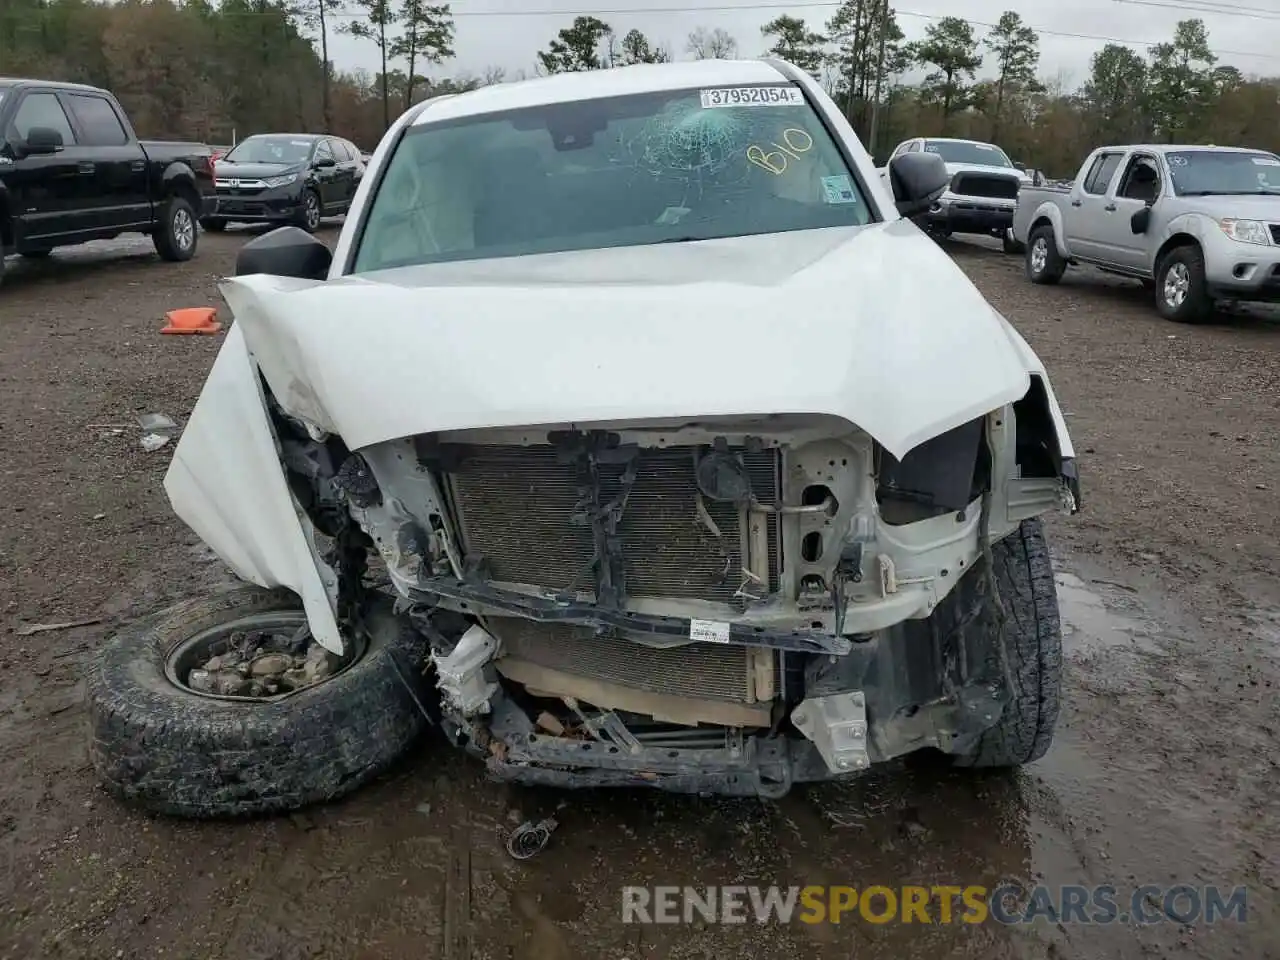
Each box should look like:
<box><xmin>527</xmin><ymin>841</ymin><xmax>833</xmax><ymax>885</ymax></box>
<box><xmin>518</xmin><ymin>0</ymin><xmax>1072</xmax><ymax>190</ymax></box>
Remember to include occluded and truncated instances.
<box><xmin>700</xmin><ymin>86</ymin><xmax>804</xmax><ymax>108</ymax></box>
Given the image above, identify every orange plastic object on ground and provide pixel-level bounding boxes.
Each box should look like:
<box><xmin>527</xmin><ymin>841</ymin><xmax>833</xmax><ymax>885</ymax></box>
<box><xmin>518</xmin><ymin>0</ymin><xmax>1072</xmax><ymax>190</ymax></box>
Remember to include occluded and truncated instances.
<box><xmin>161</xmin><ymin>307</ymin><xmax>223</xmax><ymax>335</ymax></box>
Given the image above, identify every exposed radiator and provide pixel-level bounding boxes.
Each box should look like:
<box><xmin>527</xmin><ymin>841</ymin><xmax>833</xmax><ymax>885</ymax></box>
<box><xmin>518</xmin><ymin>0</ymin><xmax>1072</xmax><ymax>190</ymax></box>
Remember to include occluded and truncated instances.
<box><xmin>494</xmin><ymin>618</ymin><xmax>759</xmax><ymax>704</ymax></box>
<box><xmin>444</xmin><ymin>444</ymin><xmax>780</xmax><ymax>605</ymax></box>
<box><xmin>951</xmin><ymin>173</ymin><xmax>1019</xmax><ymax>200</ymax></box>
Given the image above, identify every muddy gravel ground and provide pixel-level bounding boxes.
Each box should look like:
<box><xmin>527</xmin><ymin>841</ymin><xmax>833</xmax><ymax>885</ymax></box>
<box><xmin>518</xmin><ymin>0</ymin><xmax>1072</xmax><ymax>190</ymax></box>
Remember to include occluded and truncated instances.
<box><xmin>1</xmin><ymin>229</ymin><xmax>1278</xmax><ymax>960</ymax></box>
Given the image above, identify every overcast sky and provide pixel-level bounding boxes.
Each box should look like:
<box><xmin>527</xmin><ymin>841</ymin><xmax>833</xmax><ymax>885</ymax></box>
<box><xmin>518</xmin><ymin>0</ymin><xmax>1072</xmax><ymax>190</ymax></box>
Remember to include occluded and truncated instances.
<box><xmin>324</xmin><ymin>0</ymin><xmax>1280</xmax><ymax>87</ymax></box>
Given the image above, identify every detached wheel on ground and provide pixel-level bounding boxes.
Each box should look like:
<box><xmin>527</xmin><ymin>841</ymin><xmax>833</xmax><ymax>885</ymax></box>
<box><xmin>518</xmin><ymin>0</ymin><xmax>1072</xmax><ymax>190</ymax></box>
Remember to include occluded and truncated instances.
<box><xmin>153</xmin><ymin>194</ymin><xmax>198</xmax><ymax>262</ymax></box>
<box><xmin>1026</xmin><ymin>226</ymin><xmax>1066</xmax><ymax>284</ymax></box>
<box><xmin>86</xmin><ymin>586</ymin><xmax>434</xmax><ymax>818</ymax></box>
<box><xmin>1155</xmin><ymin>244</ymin><xmax>1213</xmax><ymax>323</ymax></box>
<box><xmin>201</xmin><ymin>218</ymin><xmax>227</xmax><ymax>232</ymax></box>
<box><xmin>294</xmin><ymin>189</ymin><xmax>322</xmax><ymax>233</ymax></box>
<box><xmin>952</xmin><ymin>517</ymin><xmax>1063</xmax><ymax>768</ymax></box>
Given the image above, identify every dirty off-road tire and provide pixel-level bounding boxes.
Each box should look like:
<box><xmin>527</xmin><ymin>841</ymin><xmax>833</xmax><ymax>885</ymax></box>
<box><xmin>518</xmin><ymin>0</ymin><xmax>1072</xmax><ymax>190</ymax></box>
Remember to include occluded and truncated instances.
<box><xmin>953</xmin><ymin>518</ymin><xmax>1062</xmax><ymax>768</ymax></box>
<box><xmin>153</xmin><ymin>194</ymin><xmax>198</xmax><ymax>262</ymax></box>
<box><xmin>1025</xmin><ymin>225</ymin><xmax>1066</xmax><ymax>285</ymax></box>
<box><xmin>87</xmin><ymin>587</ymin><xmax>433</xmax><ymax>818</ymax></box>
<box><xmin>1155</xmin><ymin>244</ymin><xmax>1213</xmax><ymax>324</ymax></box>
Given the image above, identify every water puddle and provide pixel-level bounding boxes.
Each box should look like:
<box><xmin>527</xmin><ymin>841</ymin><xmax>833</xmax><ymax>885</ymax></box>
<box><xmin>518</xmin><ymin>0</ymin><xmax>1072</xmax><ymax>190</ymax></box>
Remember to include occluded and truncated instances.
<box><xmin>1055</xmin><ymin>572</ymin><xmax>1162</xmax><ymax>656</ymax></box>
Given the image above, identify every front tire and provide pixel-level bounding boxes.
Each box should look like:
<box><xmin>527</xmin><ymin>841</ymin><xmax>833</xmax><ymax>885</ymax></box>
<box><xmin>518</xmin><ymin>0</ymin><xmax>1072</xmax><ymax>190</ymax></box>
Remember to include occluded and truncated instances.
<box><xmin>153</xmin><ymin>195</ymin><xmax>198</xmax><ymax>262</ymax></box>
<box><xmin>1155</xmin><ymin>244</ymin><xmax>1213</xmax><ymax>323</ymax></box>
<box><xmin>1025</xmin><ymin>225</ymin><xmax>1065</xmax><ymax>284</ymax></box>
<box><xmin>953</xmin><ymin>518</ymin><xmax>1062</xmax><ymax>768</ymax></box>
<box><xmin>294</xmin><ymin>189</ymin><xmax>322</xmax><ymax>233</ymax></box>
<box><xmin>86</xmin><ymin>587</ymin><xmax>434</xmax><ymax>818</ymax></box>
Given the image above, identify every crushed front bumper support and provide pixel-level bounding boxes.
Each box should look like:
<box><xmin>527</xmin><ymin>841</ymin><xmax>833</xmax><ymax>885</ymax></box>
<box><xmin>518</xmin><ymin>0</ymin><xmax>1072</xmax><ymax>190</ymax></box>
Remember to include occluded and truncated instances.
<box><xmin>406</xmin><ymin>576</ymin><xmax>854</xmax><ymax>655</ymax></box>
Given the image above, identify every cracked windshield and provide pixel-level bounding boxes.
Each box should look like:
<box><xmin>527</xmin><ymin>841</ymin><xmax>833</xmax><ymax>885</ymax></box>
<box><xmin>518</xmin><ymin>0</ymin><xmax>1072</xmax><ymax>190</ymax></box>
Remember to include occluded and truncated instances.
<box><xmin>354</xmin><ymin>85</ymin><xmax>871</xmax><ymax>271</ymax></box>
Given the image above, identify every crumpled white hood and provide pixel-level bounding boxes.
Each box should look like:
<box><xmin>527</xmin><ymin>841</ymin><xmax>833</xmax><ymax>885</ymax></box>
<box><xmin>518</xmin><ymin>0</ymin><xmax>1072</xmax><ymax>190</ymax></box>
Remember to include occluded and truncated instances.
<box><xmin>220</xmin><ymin>222</ymin><xmax>1034</xmax><ymax>460</ymax></box>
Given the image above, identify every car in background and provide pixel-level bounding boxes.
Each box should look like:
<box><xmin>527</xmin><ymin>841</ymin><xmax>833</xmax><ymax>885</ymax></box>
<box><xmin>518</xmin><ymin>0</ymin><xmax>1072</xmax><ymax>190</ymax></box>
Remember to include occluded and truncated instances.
<box><xmin>202</xmin><ymin>133</ymin><xmax>364</xmax><ymax>234</ymax></box>
<box><xmin>879</xmin><ymin>137</ymin><xmax>1031</xmax><ymax>252</ymax></box>
<box><xmin>1013</xmin><ymin>143</ymin><xmax>1280</xmax><ymax>322</ymax></box>
<box><xmin>0</xmin><ymin>77</ymin><xmax>216</xmax><ymax>286</ymax></box>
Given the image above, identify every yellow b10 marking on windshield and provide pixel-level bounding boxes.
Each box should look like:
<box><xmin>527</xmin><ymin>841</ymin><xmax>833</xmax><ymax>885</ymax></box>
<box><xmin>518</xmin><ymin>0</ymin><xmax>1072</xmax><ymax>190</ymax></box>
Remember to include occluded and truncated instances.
<box><xmin>746</xmin><ymin>128</ymin><xmax>814</xmax><ymax>175</ymax></box>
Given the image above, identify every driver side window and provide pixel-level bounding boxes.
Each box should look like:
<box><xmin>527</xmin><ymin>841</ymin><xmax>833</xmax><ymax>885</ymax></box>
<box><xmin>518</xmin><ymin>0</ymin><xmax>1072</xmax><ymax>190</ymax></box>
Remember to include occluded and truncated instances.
<box><xmin>10</xmin><ymin>92</ymin><xmax>77</xmax><ymax>146</ymax></box>
<box><xmin>1118</xmin><ymin>155</ymin><xmax>1161</xmax><ymax>203</ymax></box>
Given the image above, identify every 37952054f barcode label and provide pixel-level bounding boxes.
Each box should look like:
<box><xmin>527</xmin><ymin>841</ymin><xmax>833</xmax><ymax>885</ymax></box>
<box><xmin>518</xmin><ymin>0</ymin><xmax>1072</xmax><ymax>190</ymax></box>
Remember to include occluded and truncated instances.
<box><xmin>699</xmin><ymin>86</ymin><xmax>805</xmax><ymax>108</ymax></box>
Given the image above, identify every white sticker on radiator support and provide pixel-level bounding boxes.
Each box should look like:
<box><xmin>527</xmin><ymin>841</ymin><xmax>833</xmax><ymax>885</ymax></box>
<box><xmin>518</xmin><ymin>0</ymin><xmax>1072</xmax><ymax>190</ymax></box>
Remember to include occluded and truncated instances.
<box><xmin>689</xmin><ymin>619</ymin><xmax>731</xmax><ymax>644</ymax></box>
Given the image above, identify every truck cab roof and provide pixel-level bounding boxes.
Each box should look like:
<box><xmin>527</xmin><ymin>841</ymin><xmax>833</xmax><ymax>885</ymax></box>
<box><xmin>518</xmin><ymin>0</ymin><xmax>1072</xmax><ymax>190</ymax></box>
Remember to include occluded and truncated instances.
<box><xmin>0</xmin><ymin>77</ymin><xmax>112</xmax><ymax>96</ymax></box>
<box><xmin>1098</xmin><ymin>143</ymin><xmax>1271</xmax><ymax>156</ymax></box>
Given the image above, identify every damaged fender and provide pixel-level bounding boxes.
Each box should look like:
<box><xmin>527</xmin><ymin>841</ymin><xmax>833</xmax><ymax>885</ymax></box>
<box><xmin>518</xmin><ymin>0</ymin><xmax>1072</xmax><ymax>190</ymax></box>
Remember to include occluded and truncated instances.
<box><xmin>996</xmin><ymin>314</ymin><xmax>1075</xmax><ymax>460</ymax></box>
<box><xmin>164</xmin><ymin>323</ymin><xmax>344</xmax><ymax>653</ymax></box>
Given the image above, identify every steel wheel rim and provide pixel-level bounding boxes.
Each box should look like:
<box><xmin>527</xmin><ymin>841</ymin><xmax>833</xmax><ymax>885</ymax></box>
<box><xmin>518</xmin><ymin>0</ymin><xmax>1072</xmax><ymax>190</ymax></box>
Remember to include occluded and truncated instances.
<box><xmin>1030</xmin><ymin>237</ymin><xmax>1048</xmax><ymax>273</ymax></box>
<box><xmin>174</xmin><ymin>208</ymin><xmax>195</xmax><ymax>251</ymax></box>
<box><xmin>163</xmin><ymin>611</ymin><xmax>365</xmax><ymax>703</ymax></box>
<box><xmin>1163</xmin><ymin>262</ymin><xmax>1190</xmax><ymax>308</ymax></box>
<box><xmin>306</xmin><ymin>194</ymin><xmax>320</xmax><ymax>230</ymax></box>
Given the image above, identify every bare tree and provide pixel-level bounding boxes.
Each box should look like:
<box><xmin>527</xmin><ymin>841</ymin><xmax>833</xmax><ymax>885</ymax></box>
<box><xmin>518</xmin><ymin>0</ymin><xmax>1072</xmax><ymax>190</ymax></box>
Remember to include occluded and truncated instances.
<box><xmin>686</xmin><ymin>25</ymin><xmax>737</xmax><ymax>59</ymax></box>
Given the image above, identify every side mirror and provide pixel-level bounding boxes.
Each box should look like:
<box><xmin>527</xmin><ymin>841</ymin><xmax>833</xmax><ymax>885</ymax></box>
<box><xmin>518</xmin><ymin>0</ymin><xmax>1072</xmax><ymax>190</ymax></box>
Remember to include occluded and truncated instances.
<box><xmin>887</xmin><ymin>152</ymin><xmax>949</xmax><ymax>217</ymax></box>
<box><xmin>235</xmin><ymin>226</ymin><xmax>332</xmax><ymax>280</ymax></box>
<box><xmin>1130</xmin><ymin>206</ymin><xmax>1151</xmax><ymax>235</ymax></box>
<box><xmin>20</xmin><ymin>126</ymin><xmax>64</xmax><ymax>156</ymax></box>
<box><xmin>314</xmin><ymin>156</ymin><xmax>336</xmax><ymax>169</ymax></box>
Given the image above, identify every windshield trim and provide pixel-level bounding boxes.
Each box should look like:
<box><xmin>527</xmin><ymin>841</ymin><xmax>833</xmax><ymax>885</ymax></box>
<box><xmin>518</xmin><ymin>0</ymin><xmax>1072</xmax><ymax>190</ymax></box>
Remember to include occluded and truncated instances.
<box><xmin>343</xmin><ymin>77</ymin><xmax>880</xmax><ymax>276</ymax></box>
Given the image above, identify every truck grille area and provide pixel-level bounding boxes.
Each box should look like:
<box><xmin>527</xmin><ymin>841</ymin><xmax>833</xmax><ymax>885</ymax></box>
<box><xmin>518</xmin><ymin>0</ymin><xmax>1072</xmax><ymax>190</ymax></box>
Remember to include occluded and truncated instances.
<box><xmin>445</xmin><ymin>443</ymin><xmax>781</xmax><ymax>605</ymax></box>
<box><xmin>495</xmin><ymin>618</ymin><xmax>759</xmax><ymax>703</ymax></box>
<box><xmin>951</xmin><ymin>173</ymin><xmax>1019</xmax><ymax>200</ymax></box>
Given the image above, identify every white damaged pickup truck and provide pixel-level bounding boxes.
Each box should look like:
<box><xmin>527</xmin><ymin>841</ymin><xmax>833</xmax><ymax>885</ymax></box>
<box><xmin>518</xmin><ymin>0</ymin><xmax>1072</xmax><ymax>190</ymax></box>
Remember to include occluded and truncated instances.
<box><xmin>87</xmin><ymin>59</ymin><xmax>1081</xmax><ymax>815</ymax></box>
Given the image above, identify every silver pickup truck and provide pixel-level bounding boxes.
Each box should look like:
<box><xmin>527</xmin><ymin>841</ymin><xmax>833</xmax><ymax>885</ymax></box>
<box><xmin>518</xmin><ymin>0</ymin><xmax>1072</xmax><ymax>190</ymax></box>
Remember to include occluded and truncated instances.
<box><xmin>1011</xmin><ymin>144</ymin><xmax>1280</xmax><ymax>322</ymax></box>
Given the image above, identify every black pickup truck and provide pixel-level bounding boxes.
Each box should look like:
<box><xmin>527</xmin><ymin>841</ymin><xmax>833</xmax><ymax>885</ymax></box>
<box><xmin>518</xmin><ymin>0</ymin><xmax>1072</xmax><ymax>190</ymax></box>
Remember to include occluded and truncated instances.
<box><xmin>0</xmin><ymin>78</ymin><xmax>217</xmax><ymax>286</ymax></box>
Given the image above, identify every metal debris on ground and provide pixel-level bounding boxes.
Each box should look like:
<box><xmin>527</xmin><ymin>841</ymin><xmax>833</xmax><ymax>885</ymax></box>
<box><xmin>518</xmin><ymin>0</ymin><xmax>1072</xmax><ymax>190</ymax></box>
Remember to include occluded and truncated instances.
<box><xmin>15</xmin><ymin>617</ymin><xmax>103</xmax><ymax>637</ymax></box>
<box><xmin>138</xmin><ymin>413</ymin><xmax>181</xmax><ymax>452</ymax></box>
<box><xmin>187</xmin><ymin>627</ymin><xmax>339</xmax><ymax>698</ymax></box>
<box><xmin>506</xmin><ymin>817</ymin><xmax>559</xmax><ymax>860</ymax></box>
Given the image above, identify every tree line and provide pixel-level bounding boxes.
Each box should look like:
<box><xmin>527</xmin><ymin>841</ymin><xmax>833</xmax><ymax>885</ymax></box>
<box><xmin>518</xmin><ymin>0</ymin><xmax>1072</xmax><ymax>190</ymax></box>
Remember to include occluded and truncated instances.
<box><xmin>2</xmin><ymin>0</ymin><xmax>1278</xmax><ymax>177</ymax></box>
